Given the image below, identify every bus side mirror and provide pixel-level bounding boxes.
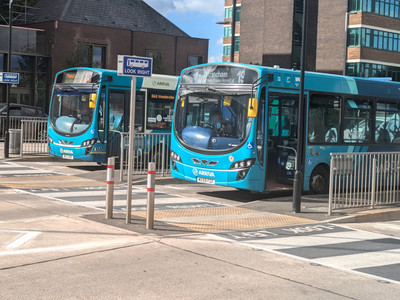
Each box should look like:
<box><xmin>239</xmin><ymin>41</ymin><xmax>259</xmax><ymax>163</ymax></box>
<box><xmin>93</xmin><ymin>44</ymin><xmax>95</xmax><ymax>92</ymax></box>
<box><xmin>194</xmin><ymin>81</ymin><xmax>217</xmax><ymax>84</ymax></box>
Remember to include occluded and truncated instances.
<box><xmin>248</xmin><ymin>98</ymin><xmax>258</xmax><ymax>118</ymax></box>
<box><xmin>223</xmin><ymin>96</ymin><xmax>232</xmax><ymax>106</ymax></box>
<box><xmin>89</xmin><ymin>93</ymin><xmax>97</xmax><ymax>108</ymax></box>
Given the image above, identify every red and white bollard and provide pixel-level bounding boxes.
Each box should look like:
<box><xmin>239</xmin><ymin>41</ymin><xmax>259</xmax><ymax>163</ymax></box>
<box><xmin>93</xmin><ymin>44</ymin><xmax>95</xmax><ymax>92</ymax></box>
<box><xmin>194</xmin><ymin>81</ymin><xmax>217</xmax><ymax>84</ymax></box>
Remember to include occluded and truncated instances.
<box><xmin>146</xmin><ymin>162</ymin><xmax>156</xmax><ymax>229</ymax></box>
<box><xmin>106</xmin><ymin>157</ymin><xmax>115</xmax><ymax>219</ymax></box>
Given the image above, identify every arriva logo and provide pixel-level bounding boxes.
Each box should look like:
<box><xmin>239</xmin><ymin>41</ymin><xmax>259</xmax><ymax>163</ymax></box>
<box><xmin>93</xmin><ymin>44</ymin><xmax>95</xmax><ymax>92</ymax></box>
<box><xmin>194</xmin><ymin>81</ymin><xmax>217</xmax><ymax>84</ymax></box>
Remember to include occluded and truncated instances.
<box><xmin>152</xmin><ymin>80</ymin><xmax>170</xmax><ymax>87</ymax></box>
<box><xmin>193</xmin><ymin>168</ymin><xmax>215</xmax><ymax>178</ymax></box>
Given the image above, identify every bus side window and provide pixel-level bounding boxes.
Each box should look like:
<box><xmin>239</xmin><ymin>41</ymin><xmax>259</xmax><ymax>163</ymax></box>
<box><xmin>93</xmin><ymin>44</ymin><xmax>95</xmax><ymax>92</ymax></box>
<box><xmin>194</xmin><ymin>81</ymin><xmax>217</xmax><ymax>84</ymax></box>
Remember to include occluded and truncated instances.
<box><xmin>308</xmin><ymin>94</ymin><xmax>340</xmax><ymax>144</ymax></box>
<box><xmin>343</xmin><ymin>98</ymin><xmax>372</xmax><ymax>144</ymax></box>
<box><xmin>376</xmin><ymin>102</ymin><xmax>400</xmax><ymax>143</ymax></box>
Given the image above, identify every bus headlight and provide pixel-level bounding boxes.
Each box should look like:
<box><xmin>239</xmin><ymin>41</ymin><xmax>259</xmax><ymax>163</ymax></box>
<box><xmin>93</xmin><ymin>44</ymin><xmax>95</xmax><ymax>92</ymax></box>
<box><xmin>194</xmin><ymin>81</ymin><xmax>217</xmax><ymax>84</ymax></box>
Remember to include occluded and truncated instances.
<box><xmin>170</xmin><ymin>151</ymin><xmax>181</xmax><ymax>162</ymax></box>
<box><xmin>81</xmin><ymin>138</ymin><xmax>97</xmax><ymax>148</ymax></box>
<box><xmin>170</xmin><ymin>151</ymin><xmax>181</xmax><ymax>170</ymax></box>
<box><xmin>230</xmin><ymin>158</ymin><xmax>255</xmax><ymax>181</ymax></box>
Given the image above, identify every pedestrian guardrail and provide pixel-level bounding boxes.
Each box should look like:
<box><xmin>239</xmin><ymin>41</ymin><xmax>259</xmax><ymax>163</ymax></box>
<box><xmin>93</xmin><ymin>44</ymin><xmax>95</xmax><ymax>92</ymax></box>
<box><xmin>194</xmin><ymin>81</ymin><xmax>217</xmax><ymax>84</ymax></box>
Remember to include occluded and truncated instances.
<box><xmin>328</xmin><ymin>152</ymin><xmax>400</xmax><ymax>215</ymax></box>
<box><xmin>0</xmin><ymin>116</ymin><xmax>47</xmax><ymax>141</ymax></box>
<box><xmin>20</xmin><ymin>119</ymin><xmax>48</xmax><ymax>156</ymax></box>
<box><xmin>116</xmin><ymin>131</ymin><xmax>171</xmax><ymax>181</ymax></box>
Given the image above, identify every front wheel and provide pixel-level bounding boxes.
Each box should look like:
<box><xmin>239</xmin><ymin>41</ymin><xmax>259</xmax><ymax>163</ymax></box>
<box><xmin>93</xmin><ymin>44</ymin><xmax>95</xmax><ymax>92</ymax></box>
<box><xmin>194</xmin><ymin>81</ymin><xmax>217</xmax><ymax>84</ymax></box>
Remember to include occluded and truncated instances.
<box><xmin>310</xmin><ymin>166</ymin><xmax>329</xmax><ymax>194</ymax></box>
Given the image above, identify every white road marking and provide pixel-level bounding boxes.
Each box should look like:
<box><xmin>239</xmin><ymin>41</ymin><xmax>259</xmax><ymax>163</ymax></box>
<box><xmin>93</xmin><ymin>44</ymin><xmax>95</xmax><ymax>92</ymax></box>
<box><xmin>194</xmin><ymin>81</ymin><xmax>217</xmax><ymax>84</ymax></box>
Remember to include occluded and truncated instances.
<box><xmin>0</xmin><ymin>230</ymin><xmax>41</xmax><ymax>248</ymax></box>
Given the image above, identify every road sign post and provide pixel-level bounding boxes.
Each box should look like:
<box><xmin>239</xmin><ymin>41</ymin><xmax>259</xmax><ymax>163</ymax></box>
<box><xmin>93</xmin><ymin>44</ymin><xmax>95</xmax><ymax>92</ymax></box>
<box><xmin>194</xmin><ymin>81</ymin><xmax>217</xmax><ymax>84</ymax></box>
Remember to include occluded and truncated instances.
<box><xmin>117</xmin><ymin>55</ymin><xmax>153</xmax><ymax>224</ymax></box>
<box><xmin>1</xmin><ymin>72</ymin><xmax>20</xmax><ymax>158</ymax></box>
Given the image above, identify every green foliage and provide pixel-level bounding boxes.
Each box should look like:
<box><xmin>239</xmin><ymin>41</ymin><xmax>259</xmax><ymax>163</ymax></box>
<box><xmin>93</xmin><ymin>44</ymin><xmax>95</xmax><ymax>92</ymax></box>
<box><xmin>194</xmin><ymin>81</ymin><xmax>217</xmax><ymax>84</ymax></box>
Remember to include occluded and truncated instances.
<box><xmin>65</xmin><ymin>42</ymin><xmax>93</xmax><ymax>69</ymax></box>
<box><xmin>0</xmin><ymin>0</ymin><xmax>41</xmax><ymax>25</ymax></box>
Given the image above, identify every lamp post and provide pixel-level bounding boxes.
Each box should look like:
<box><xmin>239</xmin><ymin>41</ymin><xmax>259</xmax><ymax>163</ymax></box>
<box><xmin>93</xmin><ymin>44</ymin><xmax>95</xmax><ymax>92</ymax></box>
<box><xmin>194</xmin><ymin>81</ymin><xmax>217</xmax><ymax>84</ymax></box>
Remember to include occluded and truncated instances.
<box><xmin>293</xmin><ymin>0</ymin><xmax>308</xmax><ymax>213</ymax></box>
<box><xmin>230</xmin><ymin>0</ymin><xmax>237</xmax><ymax>63</ymax></box>
<box><xmin>4</xmin><ymin>0</ymin><xmax>13</xmax><ymax>158</ymax></box>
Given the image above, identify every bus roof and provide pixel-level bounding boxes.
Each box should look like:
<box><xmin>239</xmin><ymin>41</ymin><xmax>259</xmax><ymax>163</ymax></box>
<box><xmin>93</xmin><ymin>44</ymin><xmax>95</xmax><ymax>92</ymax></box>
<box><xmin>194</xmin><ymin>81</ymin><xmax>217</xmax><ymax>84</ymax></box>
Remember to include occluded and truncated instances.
<box><xmin>180</xmin><ymin>63</ymin><xmax>400</xmax><ymax>99</ymax></box>
<box><xmin>56</xmin><ymin>67</ymin><xmax>178</xmax><ymax>91</ymax></box>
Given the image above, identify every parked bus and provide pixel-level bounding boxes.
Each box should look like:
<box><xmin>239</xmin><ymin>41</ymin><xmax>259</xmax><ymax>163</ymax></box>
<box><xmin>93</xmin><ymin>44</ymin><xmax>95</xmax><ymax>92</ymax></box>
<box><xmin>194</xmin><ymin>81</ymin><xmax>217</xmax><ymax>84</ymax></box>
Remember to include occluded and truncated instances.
<box><xmin>170</xmin><ymin>63</ymin><xmax>400</xmax><ymax>193</ymax></box>
<box><xmin>48</xmin><ymin>68</ymin><xmax>178</xmax><ymax>163</ymax></box>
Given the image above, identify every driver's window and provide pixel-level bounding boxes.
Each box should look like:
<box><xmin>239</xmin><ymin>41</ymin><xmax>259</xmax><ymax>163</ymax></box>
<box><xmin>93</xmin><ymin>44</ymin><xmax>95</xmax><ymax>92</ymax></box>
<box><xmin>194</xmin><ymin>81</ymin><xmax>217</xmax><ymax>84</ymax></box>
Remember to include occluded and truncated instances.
<box><xmin>257</xmin><ymin>88</ymin><xmax>266</xmax><ymax>165</ymax></box>
<box><xmin>98</xmin><ymin>87</ymin><xmax>106</xmax><ymax>143</ymax></box>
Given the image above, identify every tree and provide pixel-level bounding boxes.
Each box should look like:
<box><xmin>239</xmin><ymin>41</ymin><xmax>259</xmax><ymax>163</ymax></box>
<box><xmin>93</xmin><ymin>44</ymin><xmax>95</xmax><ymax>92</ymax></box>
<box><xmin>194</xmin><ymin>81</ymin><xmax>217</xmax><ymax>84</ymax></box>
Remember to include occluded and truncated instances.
<box><xmin>64</xmin><ymin>42</ymin><xmax>92</xmax><ymax>69</ymax></box>
<box><xmin>0</xmin><ymin>0</ymin><xmax>41</xmax><ymax>25</ymax></box>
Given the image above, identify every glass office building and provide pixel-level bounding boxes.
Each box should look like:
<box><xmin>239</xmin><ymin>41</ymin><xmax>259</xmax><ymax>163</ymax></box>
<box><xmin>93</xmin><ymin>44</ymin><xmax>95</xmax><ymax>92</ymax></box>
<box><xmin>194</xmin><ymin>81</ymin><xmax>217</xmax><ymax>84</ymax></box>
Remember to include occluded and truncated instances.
<box><xmin>0</xmin><ymin>25</ymin><xmax>50</xmax><ymax>110</ymax></box>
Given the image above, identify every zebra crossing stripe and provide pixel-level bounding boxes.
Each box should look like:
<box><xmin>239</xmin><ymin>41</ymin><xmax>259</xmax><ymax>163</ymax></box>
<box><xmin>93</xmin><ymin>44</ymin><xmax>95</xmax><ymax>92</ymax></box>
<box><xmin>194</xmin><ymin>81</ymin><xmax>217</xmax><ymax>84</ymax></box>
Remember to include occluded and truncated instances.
<box><xmin>214</xmin><ymin>224</ymin><xmax>400</xmax><ymax>283</ymax></box>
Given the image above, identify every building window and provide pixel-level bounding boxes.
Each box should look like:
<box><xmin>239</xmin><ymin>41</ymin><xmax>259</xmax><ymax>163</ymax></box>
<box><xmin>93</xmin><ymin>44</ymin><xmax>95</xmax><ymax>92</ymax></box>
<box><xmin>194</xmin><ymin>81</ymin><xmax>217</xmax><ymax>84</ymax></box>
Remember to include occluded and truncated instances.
<box><xmin>65</xmin><ymin>43</ymin><xmax>106</xmax><ymax>69</ymax></box>
<box><xmin>348</xmin><ymin>28</ymin><xmax>361</xmax><ymax>46</ymax></box>
<box><xmin>225</xmin><ymin>7</ymin><xmax>232</xmax><ymax>19</ymax></box>
<box><xmin>36</xmin><ymin>57</ymin><xmax>50</xmax><ymax>109</ymax></box>
<box><xmin>234</xmin><ymin>36</ymin><xmax>240</xmax><ymax>53</ymax></box>
<box><xmin>350</xmin><ymin>0</ymin><xmax>400</xmax><ymax>19</ymax></box>
<box><xmin>92</xmin><ymin>46</ymin><xmax>106</xmax><ymax>68</ymax></box>
<box><xmin>188</xmin><ymin>55</ymin><xmax>203</xmax><ymax>67</ymax></box>
<box><xmin>223</xmin><ymin>45</ymin><xmax>231</xmax><ymax>56</ymax></box>
<box><xmin>224</xmin><ymin>6</ymin><xmax>241</xmax><ymax>22</ymax></box>
<box><xmin>146</xmin><ymin>50</ymin><xmax>164</xmax><ymax>73</ymax></box>
<box><xmin>349</xmin><ymin>27</ymin><xmax>400</xmax><ymax>53</ymax></box>
<box><xmin>346</xmin><ymin>62</ymin><xmax>400</xmax><ymax>81</ymax></box>
<box><xmin>235</xmin><ymin>6</ymin><xmax>241</xmax><ymax>22</ymax></box>
<box><xmin>224</xmin><ymin>26</ymin><xmax>231</xmax><ymax>38</ymax></box>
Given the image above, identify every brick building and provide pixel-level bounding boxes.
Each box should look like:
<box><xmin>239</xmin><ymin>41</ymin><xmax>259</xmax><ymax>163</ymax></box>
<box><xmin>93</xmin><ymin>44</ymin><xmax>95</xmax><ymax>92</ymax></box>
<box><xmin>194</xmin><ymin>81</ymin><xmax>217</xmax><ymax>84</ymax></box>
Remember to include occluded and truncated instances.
<box><xmin>222</xmin><ymin>0</ymin><xmax>241</xmax><ymax>62</ymax></box>
<box><xmin>0</xmin><ymin>0</ymin><xmax>208</xmax><ymax>110</ymax></box>
<box><xmin>228</xmin><ymin>0</ymin><xmax>400</xmax><ymax>81</ymax></box>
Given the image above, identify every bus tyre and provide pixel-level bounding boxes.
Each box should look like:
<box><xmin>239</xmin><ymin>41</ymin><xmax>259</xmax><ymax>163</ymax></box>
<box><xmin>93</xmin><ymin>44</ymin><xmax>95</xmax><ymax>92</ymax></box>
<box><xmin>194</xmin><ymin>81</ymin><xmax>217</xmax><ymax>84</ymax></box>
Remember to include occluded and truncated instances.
<box><xmin>310</xmin><ymin>166</ymin><xmax>329</xmax><ymax>194</ymax></box>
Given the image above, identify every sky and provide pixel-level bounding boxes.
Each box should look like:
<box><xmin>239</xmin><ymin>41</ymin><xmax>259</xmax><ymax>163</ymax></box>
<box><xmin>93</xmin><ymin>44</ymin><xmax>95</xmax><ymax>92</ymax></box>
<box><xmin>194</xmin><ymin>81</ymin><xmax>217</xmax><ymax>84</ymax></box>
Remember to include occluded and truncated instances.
<box><xmin>143</xmin><ymin>0</ymin><xmax>225</xmax><ymax>63</ymax></box>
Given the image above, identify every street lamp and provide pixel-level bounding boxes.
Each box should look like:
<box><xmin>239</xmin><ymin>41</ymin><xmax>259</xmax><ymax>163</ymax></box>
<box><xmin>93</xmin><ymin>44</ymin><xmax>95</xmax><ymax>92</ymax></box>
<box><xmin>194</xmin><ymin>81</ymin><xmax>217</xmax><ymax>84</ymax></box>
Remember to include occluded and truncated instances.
<box><xmin>293</xmin><ymin>0</ymin><xmax>309</xmax><ymax>213</ymax></box>
<box><xmin>217</xmin><ymin>0</ymin><xmax>237</xmax><ymax>62</ymax></box>
<box><xmin>4</xmin><ymin>0</ymin><xmax>13</xmax><ymax>158</ymax></box>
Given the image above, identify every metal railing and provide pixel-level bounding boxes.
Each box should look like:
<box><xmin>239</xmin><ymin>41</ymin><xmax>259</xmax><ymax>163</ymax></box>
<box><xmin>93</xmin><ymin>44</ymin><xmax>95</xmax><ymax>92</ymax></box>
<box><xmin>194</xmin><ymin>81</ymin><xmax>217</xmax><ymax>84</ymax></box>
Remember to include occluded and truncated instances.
<box><xmin>20</xmin><ymin>119</ymin><xmax>48</xmax><ymax>156</ymax></box>
<box><xmin>328</xmin><ymin>152</ymin><xmax>400</xmax><ymax>215</ymax></box>
<box><xmin>0</xmin><ymin>116</ymin><xmax>47</xmax><ymax>141</ymax></box>
<box><xmin>116</xmin><ymin>132</ymin><xmax>171</xmax><ymax>181</ymax></box>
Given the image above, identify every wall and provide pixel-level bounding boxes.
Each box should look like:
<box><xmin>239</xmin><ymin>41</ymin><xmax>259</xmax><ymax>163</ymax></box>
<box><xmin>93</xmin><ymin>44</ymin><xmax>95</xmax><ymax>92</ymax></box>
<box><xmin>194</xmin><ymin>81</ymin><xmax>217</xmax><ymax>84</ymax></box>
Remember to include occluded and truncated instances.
<box><xmin>240</xmin><ymin>0</ymin><xmax>294</xmax><ymax>67</ymax></box>
<box><xmin>315</xmin><ymin>0</ymin><xmax>348</xmax><ymax>74</ymax></box>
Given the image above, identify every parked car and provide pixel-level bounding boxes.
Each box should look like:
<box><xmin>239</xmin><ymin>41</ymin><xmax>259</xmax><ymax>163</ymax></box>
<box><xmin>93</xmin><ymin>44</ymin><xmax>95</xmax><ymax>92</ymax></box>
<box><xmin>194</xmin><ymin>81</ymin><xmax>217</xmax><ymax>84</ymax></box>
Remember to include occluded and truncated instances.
<box><xmin>0</xmin><ymin>103</ymin><xmax>48</xmax><ymax>141</ymax></box>
<box><xmin>0</xmin><ymin>103</ymin><xmax>47</xmax><ymax>117</ymax></box>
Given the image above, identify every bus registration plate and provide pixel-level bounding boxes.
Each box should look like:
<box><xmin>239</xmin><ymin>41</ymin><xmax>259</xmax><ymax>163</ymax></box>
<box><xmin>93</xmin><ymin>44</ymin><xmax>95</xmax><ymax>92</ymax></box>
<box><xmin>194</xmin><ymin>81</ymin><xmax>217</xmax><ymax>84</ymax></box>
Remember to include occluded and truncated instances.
<box><xmin>62</xmin><ymin>154</ymin><xmax>74</xmax><ymax>160</ymax></box>
<box><xmin>196</xmin><ymin>177</ymin><xmax>215</xmax><ymax>184</ymax></box>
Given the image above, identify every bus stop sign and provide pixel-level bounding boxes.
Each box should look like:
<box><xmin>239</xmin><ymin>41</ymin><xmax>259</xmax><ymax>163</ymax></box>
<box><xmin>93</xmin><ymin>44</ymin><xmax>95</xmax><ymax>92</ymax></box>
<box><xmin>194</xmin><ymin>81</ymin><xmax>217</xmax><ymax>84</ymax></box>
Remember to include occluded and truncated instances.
<box><xmin>118</xmin><ymin>55</ymin><xmax>153</xmax><ymax>77</ymax></box>
<box><xmin>0</xmin><ymin>72</ymin><xmax>19</xmax><ymax>84</ymax></box>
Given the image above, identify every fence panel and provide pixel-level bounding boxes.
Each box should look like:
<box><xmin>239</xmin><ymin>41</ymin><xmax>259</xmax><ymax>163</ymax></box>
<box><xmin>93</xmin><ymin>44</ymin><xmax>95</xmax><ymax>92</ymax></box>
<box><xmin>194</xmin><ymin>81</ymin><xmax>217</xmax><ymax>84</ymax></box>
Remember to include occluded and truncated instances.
<box><xmin>0</xmin><ymin>116</ymin><xmax>47</xmax><ymax>141</ymax></box>
<box><xmin>118</xmin><ymin>132</ymin><xmax>171</xmax><ymax>181</ymax></box>
<box><xmin>329</xmin><ymin>152</ymin><xmax>400</xmax><ymax>214</ymax></box>
<box><xmin>20</xmin><ymin>119</ymin><xmax>48</xmax><ymax>156</ymax></box>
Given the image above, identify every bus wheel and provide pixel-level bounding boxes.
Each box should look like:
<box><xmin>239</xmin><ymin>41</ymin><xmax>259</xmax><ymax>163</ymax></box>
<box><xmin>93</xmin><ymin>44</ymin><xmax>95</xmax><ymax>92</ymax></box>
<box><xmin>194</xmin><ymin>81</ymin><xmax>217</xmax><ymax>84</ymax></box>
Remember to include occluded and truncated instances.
<box><xmin>310</xmin><ymin>166</ymin><xmax>329</xmax><ymax>194</ymax></box>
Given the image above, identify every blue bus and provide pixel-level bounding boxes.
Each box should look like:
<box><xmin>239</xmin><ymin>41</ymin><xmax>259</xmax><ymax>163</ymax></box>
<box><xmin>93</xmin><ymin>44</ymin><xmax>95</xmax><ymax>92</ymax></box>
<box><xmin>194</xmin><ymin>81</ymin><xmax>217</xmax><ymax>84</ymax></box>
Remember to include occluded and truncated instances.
<box><xmin>48</xmin><ymin>68</ymin><xmax>178</xmax><ymax>163</ymax></box>
<box><xmin>170</xmin><ymin>63</ymin><xmax>400</xmax><ymax>193</ymax></box>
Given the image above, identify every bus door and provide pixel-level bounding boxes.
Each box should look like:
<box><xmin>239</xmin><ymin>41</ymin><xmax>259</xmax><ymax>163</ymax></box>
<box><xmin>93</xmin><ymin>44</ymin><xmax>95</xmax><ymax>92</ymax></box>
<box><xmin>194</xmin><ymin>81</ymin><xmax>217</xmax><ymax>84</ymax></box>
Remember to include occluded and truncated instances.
<box><xmin>265</xmin><ymin>93</ymin><xmax>299</xmax><ymax>190</ymax></box>
<box><xmin>107</xmin><ymin>89</ymin><xmax>145</xmax><ymax>158</ymax></box>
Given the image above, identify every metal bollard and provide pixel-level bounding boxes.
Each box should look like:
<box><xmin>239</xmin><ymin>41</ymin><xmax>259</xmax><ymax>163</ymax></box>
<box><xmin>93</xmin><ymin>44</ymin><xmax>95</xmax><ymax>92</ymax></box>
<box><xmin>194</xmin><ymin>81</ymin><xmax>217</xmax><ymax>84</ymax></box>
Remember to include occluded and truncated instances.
<box><xmin>106</xmin><ymin>157</ymin><xmax>115</xmax><ymax>219</ymax></box>
<box><xmin>146</xmin><ymin>162</ymin><xmax>156</xmax><ymax>229</ymax></box>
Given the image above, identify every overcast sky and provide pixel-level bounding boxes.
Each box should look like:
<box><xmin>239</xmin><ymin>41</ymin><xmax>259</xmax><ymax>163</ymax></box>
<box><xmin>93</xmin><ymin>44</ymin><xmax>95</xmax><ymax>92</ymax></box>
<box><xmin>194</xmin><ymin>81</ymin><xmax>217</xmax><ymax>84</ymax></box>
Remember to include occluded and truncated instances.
<box><xmin>143</xmin><ymin>0</ymin><xmax>225</xmax><ymax>63</ymax></box>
